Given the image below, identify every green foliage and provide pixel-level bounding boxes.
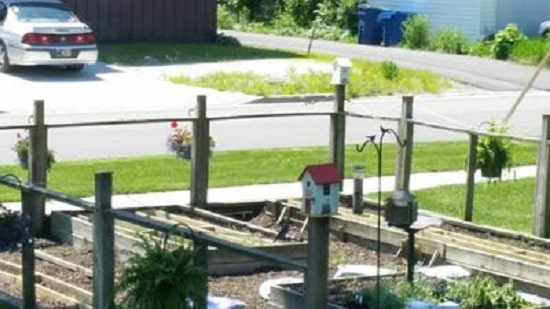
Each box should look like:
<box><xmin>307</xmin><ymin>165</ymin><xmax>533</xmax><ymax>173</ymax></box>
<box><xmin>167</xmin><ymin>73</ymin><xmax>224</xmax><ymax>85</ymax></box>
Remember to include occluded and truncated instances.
<box><xmin>446</xmin><ymin>276</ymin><xmax>527</xmax><ymax>309</ymax></box>
<box><xmin>381</xmin><ymin>60</ymin><xmax>399</xmax><ymax>80</ymax></box>
<box><xmin>431</xmin><ymin>29</ymin><xmax>470</xmax><ymax>54</ymax></box>
<box><xmin>491</xmin><ymin>24</ymin><xmax>526</xmax><ymax>60</ymax></box>
<box><xmin>217</xmin><ymin>5</ymin><xmax>236</xmax><ymax>29</ymax></box>
<box><xmin>12</xmin><ymin>134</ymin><xmax>55</xmax><ymax>171</ymax></box>
<box><xmin>401</xmin><ymin>15</ymin><xmax>430</xmax><ymax>49</ymax></box>
<box><xmin>510</xmin><ymin>38</ymin><xmax>550</xmax><ymax>65</ymax></box>
<box><xmin>284</xmin><ymin>0</ymin><xmax>323</xmax><ymax>28</ymax></box>
<box><xmin>116</xmin><ymin>232</ymin><xmax>207</xmax><ymax>309</ymax></box>
<box><xmin>468</xmin><ymin>39</ymin><xmax>493</xmax><ymax>57</ymax></box>
<box><xmin>169</xmin><ymin>58</ymin><xmax>450</xmax><ymax>97</ymax></box>
<box><xmin>355</xmin><ymin>283</ymin><xmax>406</xmax><ymax>309</ymax></box>
<box><xmin>476</xmin><ymin>121</ymin><xmax>512</xmax><ymax>178</ymax></box>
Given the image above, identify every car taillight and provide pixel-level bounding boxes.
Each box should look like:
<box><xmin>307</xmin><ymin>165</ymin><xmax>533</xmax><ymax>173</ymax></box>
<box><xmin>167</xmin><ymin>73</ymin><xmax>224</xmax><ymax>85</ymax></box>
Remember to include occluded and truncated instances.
<box><xmin>22</xmin><ymin>33</ymin><xmax>51</xmax><ymax>45</ymax></box>
<box><xmin>21</xmin><ymin>32</ymin><xmax>96</xmax><ymax>45</ymax></box>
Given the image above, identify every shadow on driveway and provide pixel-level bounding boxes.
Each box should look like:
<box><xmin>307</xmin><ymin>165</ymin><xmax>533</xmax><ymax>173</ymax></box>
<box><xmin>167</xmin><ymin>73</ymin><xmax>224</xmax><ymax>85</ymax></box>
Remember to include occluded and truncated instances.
<box><xmin>4</xmin><ymin>61</ymin><xmax>120</xmax><ymax>82</ymax></box>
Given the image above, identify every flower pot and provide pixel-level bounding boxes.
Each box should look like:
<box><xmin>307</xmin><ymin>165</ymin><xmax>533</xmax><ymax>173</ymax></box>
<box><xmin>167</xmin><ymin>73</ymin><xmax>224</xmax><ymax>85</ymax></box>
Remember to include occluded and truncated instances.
<box><xmin>17</xmin><ymin>153</ymin><xmax>28</xmax><ymax>170</ymax></box>
<box><xmin>480</xmin><ymin>162</ymin><xmax>503</xmax><ymax>178</ymax></box>
<box><xmin>175</xmin><ymin>145</ymin><xmax>192</xmax><ymax>160</ymax></box>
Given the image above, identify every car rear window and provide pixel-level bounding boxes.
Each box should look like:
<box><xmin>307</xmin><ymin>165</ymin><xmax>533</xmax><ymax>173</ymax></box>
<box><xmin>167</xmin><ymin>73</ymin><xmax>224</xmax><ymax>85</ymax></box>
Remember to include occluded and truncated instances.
<box><xmin>12</xmin><ymin>3</ymin><xmax>77</xmax><ymax>23</ymax></box>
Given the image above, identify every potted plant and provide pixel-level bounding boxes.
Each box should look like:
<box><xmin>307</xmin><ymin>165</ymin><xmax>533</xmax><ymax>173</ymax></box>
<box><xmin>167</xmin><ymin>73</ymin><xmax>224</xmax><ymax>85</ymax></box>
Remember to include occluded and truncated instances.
<box><xmin>12</xmin><ymin>132</ymin><xmax>56</xmax><ymax>171</ymax></box>
<box><xmin>166</xmin><ymin>120</ymin><xmax>215</xmax><ymax>160</ymax></box>
<box><xmin>476</xmin><ymin>121</ymin><xmax>512</xmax><ymax>179</ymax></box>
<box><xmin>116</xmin><ymin>230</ymin><xmax>207</xmax><ymax>309</ymax></box>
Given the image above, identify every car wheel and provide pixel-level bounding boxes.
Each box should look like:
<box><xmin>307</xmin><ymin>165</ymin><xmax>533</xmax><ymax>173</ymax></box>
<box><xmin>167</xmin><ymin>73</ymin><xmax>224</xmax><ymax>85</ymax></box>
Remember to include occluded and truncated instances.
<box><xmin>66</xmin><ymin>64</ymin><xmax>84</xmax><ymax>71</ymax></box>
<box><xmin>0</xmin><ymin>42</ymin><xmax>11</xmax><ymax>73</ymax></box>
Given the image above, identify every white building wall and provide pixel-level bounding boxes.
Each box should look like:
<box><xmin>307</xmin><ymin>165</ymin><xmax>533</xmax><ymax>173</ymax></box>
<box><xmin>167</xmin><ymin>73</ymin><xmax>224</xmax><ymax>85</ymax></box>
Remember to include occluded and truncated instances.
<box><xmin>495</xmin><ymin>0</ymin><xmax>550</xmax><ymax>37</ymax></box>
<box><xmin>369</xmin><ymin>0</ymin><xmax>485</xmax><ymax>41</ymax></box>
<box><xmin>480</xmin><ymin>0</ymin><xmax>497</xmax><ymax>38</ymax></box>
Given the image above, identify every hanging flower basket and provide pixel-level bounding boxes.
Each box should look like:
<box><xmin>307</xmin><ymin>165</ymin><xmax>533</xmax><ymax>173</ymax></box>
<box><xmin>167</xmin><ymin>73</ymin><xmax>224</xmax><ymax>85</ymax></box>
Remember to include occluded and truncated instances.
<box><xmin>476</xmin><ymin>121</ymin><xmax>512</xmax><ymax>179</ymax></box>
<box><xmin>166</xmin><ymin>120</ymin><xmax>215</xmax><ymax>160</ymax></box>
<box><xmin>12</xmin><ymin>132</ymin><xmax>56</xmax><ymax>171</ymax></box>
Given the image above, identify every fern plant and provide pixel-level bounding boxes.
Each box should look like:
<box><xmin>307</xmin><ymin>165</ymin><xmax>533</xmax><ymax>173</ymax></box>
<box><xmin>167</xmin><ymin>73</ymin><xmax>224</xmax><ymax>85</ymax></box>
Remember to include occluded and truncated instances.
<box><xmin>476</xmin><ymin>121</ymin><xmax>512</xmax><ymax>179</ymax></box>
<box><xmin>116</xmin><ymin>231</ymin><xmax>207</xmax><ymax>309</ymax></box>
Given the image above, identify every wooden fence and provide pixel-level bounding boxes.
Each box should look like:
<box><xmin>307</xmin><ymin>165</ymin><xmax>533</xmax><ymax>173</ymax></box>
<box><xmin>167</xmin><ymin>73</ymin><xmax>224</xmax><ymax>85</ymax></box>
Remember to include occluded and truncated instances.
<box><xmin>1</xmin><ymin>95</ymin><xmax>550</xmax><ymax>307</ymax></box>
<box><xmin>2</xmin><ymin>95</ymin><xmax>550</xmax><ymax>237</ymax></box>
<box><xmin>64</xmin><ymin>0</ymin><xmax>217</xmax><ymax>42</ymax></box>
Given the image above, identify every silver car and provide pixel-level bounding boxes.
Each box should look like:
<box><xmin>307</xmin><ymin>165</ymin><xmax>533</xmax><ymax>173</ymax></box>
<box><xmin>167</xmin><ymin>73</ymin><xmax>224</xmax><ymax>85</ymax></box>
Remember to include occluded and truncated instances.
<box><xmin>0</xmin><ymin>0</ymin><xmax>98</xmax><ymax>72</ymax></box>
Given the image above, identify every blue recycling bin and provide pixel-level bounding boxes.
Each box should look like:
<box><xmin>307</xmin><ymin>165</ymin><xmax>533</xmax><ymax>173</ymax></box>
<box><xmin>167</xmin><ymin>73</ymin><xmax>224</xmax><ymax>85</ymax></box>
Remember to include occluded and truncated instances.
<box><xmin>357</xmin><ymin>5</ymin><xmax>382</xmax><ymax>45</ymax></box>
<box><xmin>378</xmin><ymin>11</ymin><xmax>414</xmax><ymax>46</ymax></box>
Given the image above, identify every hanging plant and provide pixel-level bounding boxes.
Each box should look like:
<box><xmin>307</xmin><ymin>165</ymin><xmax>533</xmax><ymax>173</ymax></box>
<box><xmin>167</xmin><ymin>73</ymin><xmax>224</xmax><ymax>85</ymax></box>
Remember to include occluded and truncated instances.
<box><xmin>12</xmin><ymin>132</ymin><xmax>56</xmax><ymax>171</ymax></box>
<box><xmin>476</xmin><ymin>121</ymin><xmax>513</xmax><ymax>179</ymax></box>
<box><xmin>116</xmin><ymin>228</ymin><xmax>207</xmax><ymax>309</ymax></box>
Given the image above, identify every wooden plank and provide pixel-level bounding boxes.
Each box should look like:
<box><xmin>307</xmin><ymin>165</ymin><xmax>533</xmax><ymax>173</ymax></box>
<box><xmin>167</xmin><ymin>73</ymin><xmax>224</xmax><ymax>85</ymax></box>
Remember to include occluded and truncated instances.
<box><xmin>464</xmin><ymin>133</ymin><xmax>478</xmax><ymax>221</ymax></box>
<box><xmin>395</xmin><ymin>96</ymin><xmax>414</xmax><ymax>191</ymax></box>
<box><xmin>34</xmin><ymin>250</ymin><xmax>92</xmax><ymax>278</ymax></box>
<box><xmin>191</xmin><ymin>95</ymin><xmax>210</xmax><ymax>208</ymax></box>
<box><xmin>534</xmin><ymin>114</ymin><xmax>550</xmax><ymax>237</ymax></box>
<box><xmin>330</xmin><ymin>85</ymin><xmax>346</xmax><ymax>185</ymax></box>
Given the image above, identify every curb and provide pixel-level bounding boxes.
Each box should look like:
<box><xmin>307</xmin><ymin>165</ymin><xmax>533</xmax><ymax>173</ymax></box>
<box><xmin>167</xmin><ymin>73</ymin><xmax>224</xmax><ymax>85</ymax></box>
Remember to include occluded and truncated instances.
<box><xmin>247</xmin><ymin>94</ymin><xmax>334</xmax><ymax>104</ymax></box>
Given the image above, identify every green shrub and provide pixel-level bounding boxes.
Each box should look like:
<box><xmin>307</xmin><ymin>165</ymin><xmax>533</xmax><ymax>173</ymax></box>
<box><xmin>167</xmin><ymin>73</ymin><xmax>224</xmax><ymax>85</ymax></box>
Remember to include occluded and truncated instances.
<box><xmin>215</xmin><ymin>33</ymin><xmax>241</xmax><ymax>46</ymax></box>
<box><xmin>491</xmin><ymin>24</ymin><xmax>526</xmax><ymax>60</ymax></box>
<box><xmin>468</xmin><ymin>39</ymin><xmax>493</xmax><ymax>57</ymax></box>
<box><xmin>447</xmin><ymin>276</ymin><xmax>527</xmax><ymax>309</ymax></box>
<box><xmin>431</xmin><ymin>29</ymin><xmax>470</xmax><ymax>54</ymax></box>
<box><xmin>381</xmin><ymin>60</ymin><xmax>399</xmax><ymax>80</ymax></box>
<box><xmin>401</xmin><ymin>15</ymin><xmax>430</xmax><ymax>49</ymax></box>
<box><xmin>510</xmin><ymin>38</ymin><xmax>550</xmax><ymax>65</ymax></box>
<box><xmin>117</xmin><ymin>232</ymin><xmax>207</xmax><ymax>309</ymax></box>
<box><xmin>217</xmin><ymin>5</ymin><xmax>235</xmax><ymax>29</ymax></box>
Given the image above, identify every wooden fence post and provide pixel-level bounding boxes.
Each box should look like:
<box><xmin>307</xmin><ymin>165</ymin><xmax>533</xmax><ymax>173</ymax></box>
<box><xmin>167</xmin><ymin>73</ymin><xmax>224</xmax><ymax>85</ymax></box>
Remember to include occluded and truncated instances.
<box><xmin>191</xmin><ymin>95</ymin><xmax>210</xmax><ymax>208</ymax></box>
<box><xmin>93</xmin><ymin>172</ymin><xmax>115</xmax><ymax>309</ymax></box>
<box><xmin>28</xmin><ymin>100</ymin><xmax>47</xmax><ymax>235</ymax></box>
<box><xmin>193</xmin><ymin>238</ymin><xmax>208</xmax><ymax>309</ymax></box>
<box><xmin>534</xmin><ymin>115</ymin><xmax>550</xmax><ymax>237</ymax></box>
<box><xmin>330</xmin><ymin>84</ymin><xmax>346</xmax><ymax>188</ymax></box>
<box><xmin>464</xmin><ymin>134</ymin><xmax>478</xmax><ymax>222</ymax></box>
<box><xmin>395</xmin><ymin>96</ymin><xmax>414</xmax><ymax>191</ymax></box>
<box><xmin>21</xmin><ymin>189</ymin><xmax>36</xmax><ymax>309</ymax></box>
<box><xmin>305</xmin><ymin>217</ymin><xmax>329</xmax><ymax>309</ymax></box>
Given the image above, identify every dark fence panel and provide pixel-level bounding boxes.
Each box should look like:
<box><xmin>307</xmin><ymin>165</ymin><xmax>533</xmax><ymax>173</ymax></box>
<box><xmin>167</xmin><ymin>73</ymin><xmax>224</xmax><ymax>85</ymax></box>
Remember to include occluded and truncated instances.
<box><xmin>64</xmin><ymin>0</ymin><xmax>217</xmax><ymax>42</ymax></box>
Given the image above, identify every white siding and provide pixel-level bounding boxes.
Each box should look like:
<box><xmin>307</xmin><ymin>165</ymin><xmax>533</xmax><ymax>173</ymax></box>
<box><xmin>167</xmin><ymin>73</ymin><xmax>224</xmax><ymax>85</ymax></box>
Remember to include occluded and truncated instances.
<box><xmin>496</xmin><ymin>0</ymin><xmax>550</xmax><ymax>37</ymax></box>
<box><xmin>369</xmin><ymin>0</ymin><xmax>485</xmax><ymax>40</ymax></box>
<box><xmin>480</xmin><ymin>0</ymin><xmax>497</xmax><ymax>37</ymax></box>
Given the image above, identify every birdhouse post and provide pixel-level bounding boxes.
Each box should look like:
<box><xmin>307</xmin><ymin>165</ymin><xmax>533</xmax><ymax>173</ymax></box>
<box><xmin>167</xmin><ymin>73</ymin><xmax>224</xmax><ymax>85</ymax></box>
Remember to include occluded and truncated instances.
<box><xmin>298</xmin><ymin>163</ymin><xmax>342</xmax><ymax>308</ymax></box>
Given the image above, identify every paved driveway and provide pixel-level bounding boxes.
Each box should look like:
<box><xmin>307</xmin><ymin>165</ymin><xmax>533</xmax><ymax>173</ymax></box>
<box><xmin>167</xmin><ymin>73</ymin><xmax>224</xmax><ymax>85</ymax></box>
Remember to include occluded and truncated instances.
<box><xmin>225</xmin><ymin>30</ymin><xmax>550</xmax><ymax>91</ymax></box>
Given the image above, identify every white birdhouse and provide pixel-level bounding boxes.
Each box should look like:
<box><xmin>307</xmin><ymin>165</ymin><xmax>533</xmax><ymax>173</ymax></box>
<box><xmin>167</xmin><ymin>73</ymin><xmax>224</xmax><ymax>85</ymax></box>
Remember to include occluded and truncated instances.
<box><xmin>331</xmin><ymin>57</ymin><xmax>352</xmax><ymax>85</ymax></box>
<box><xmin>298</xmin><ymin>163</ymin><xmax>342</xmax><ymax>217</ymax></box>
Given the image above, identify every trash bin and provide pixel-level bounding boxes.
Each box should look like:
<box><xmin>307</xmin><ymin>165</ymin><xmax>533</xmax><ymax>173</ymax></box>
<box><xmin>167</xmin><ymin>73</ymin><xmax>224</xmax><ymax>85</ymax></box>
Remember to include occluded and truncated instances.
<box><xmin>378</xmin><ymin>10</ymin><xmax>415</xmax><ymax>46</ymax></box>
<box><xmin>357</xmin><ymin>5</ymin><xmax>382</xmax><ymax>45</ymax></box>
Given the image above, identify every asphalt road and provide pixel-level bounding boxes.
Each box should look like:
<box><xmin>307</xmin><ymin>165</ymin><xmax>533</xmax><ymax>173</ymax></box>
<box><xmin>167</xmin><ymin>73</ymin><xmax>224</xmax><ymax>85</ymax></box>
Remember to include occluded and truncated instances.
<box><xmin>1</xmin><ymin>35</ymin><xmax>550</xmax><ymax>165</ymax></box>
<box><xmin>224</xmin><ymin>30</ymin><xmax>550</xmax><ymax>91</ymax></box>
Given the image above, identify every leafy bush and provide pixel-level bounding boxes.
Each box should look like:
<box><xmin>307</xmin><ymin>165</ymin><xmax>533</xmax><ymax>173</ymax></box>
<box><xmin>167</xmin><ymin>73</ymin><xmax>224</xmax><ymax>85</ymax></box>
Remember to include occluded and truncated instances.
<box><xmin>117</xmin><ymin>232</ymin><xmax>207</xmax><ymax>309</ymax></box>
<box><xmin>468</xmin><ymin>39</ymin><xmax>493</xmax><ymax>57</ymax></box>
<box><xmin>491</xmin><ymin>24</ymin><xmax>526</xmax><ymax>60</ymax></box>
<box><xmin>215</xmin><ymin>33</ymin><xmax>241</xmax><ymax>46</ymax></box>
<box><xmin>510</xmin><ymin>38</ymin><xmax>550</xmax><ymax>65</ymax></box>
<box><xmin>431</xmin><ymin>29</ymin><xmax>470</xmax><ymax>54</ymax></box>
<box><xmin>381</xmin><ymin>60</ymin><xmax>399</xmax><ymax>80</ymax></box>
<box><xmin>401</xmin><ymin>15</ymin><xmax>430</xmax><ymax>49</ymax></box>
<box><xmin>217</xmin><ymin>5</ymin><xmax>236</xmax><ymax>29</ymax></box>
<box><xmin>447</xmin><ymin>276</ymin><xmax>527</xmax><ymax>309</ymax></box>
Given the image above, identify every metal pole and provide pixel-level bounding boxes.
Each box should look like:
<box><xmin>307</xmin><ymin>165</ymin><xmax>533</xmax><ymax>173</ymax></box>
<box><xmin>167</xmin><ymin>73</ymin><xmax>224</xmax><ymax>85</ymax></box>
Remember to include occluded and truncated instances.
<box><xmin>352</xmin><ymin>165</ymin><xmax>364</xmax><ymax>214</ymax></box>
<box><xmin>93</xmin><ymin>172</ymin><xmax>115</xmax><ymax>309</ymax></box>
<box><xmin>305</xmin><ymin>217</ymin><xmax>329</xmax><ymax>309</ymax></box>
<box><xmin>330</xmin><ymin>84</ymin><xmax>346</xmax><ymax>189</ymax></box>
<box><xmin>464</xmin><ymin>134</ymin><xmax>478</xmax><ymax>222</ymax></box>
<box><xmin>191</xmin><ymin>95</ymin><xmax>210</xmax><ymax>208</ymax></box>
<box><xmin>21</xmin><ymin>190</ymin><xmax>36</xmax><ymax>309</ymax></box>
<box><xmin>28</xmin><ymin>100</ymin><xmax>47</xmax><ymax>235</ymax></box>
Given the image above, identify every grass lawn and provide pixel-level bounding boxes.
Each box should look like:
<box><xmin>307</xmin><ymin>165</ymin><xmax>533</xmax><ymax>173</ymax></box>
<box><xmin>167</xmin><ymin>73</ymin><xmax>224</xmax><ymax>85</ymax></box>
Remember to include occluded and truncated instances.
<box><xmin>98</xmin><ymin>42</ymin><xmax>451</xmax><ymax>97</ymax></box>
<box><xmin>1</xmin><ymin>140</ymin><xmax>537</xmax><ymax>232</ymax></box>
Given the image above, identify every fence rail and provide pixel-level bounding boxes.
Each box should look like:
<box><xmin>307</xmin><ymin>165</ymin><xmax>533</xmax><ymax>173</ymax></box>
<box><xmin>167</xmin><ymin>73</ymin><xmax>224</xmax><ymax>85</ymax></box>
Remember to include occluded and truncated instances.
<box><xmin>1</xmin><ymin>94</ymin><xmax>550</xmax><ymax>307</ymax></box>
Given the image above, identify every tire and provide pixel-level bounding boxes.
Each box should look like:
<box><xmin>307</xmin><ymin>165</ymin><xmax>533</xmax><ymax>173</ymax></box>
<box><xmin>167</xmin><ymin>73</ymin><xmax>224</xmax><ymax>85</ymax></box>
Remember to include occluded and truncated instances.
<box><xmin>0</xmin><ymin>42</ymin><xmax>11</xmax><ymax>73</ymax></box>
<box><xmin>66</xmin><ymin>64</ymin><xmax>84</xmax><ymax>71</ymax></box>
